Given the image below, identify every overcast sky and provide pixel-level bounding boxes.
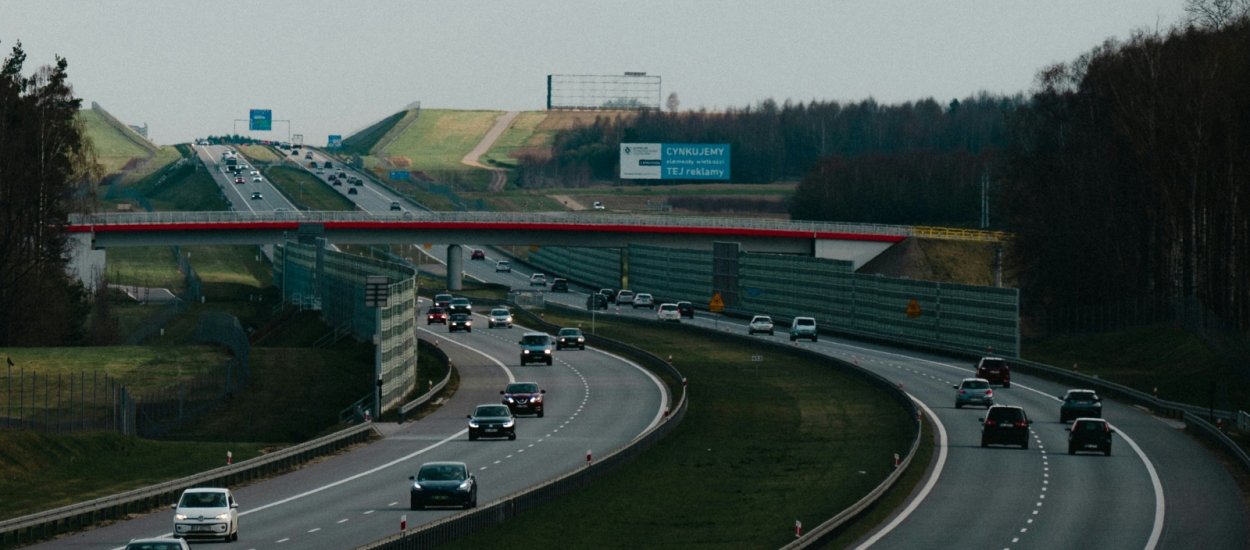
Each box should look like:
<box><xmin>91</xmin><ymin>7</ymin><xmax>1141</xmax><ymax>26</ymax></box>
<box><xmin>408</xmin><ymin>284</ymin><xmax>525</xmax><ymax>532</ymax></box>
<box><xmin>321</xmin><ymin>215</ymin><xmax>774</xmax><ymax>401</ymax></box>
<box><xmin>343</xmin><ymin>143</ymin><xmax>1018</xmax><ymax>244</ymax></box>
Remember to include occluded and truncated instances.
<box><xmin>1</xmin><ymin>1</ymin><xmax>1189</xmax><ymax>146</ymax></box>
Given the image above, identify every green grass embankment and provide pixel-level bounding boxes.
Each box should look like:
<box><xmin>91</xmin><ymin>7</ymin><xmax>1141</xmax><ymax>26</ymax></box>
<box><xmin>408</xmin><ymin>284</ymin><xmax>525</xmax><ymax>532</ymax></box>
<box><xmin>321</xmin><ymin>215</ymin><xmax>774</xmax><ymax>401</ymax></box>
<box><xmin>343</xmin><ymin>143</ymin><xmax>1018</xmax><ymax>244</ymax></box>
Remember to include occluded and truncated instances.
<box><xmin>446</xmin><ymin>308</ymin><xmax>921</xmax><ymax>549</ymax></box>
<box><xmin>263</xmin><ymin>166</ymin><xmax>355</xmax><ymax>211</ymax></box>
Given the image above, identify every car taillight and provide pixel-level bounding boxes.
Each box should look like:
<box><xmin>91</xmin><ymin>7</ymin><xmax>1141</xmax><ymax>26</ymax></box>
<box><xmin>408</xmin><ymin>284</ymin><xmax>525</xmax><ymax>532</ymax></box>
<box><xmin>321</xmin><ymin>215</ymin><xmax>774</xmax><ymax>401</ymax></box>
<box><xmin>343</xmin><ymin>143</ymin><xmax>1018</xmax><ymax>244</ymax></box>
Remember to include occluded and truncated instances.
<box><xmin>984</xmin><ymin>420</ymin><xmax>996</xmax><ymax>427</ymax></box>
<box><xmin>985</xmin><ymin>389</ymin><xmax>993</xmax><ymax>397</ymax></box>
<box><xmin>1014</xmin><ymin>421</ymin><xmax>1028</xmax><ymax>428</ymax></box>
<box><xmin>959</xmin><ymin>390</ymin><xmax>966</xmax><ymax>395</ymax></box>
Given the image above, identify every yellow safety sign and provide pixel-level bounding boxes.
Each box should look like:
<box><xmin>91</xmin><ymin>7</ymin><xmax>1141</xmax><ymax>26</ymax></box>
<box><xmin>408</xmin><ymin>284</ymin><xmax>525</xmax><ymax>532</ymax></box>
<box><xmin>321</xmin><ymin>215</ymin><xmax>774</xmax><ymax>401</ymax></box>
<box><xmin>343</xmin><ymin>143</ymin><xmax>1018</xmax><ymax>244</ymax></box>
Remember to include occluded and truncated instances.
<box><xmin>709</xmin><ymin>292</ymin><xmax>725</xmax><ymax>313</ymax></box>
<box><xmin>906</xmin><ymin>298</ymin><xmax>922</xmax><ymax>319</ymax></box>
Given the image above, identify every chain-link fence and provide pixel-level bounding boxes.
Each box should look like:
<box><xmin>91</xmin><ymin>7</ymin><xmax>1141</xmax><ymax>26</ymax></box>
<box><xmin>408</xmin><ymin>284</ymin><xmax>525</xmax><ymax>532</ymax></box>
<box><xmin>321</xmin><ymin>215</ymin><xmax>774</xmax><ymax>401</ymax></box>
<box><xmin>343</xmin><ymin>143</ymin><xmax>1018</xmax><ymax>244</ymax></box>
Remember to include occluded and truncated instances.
<box><xmin>2</xmin><ymin>365</ymin><xmax>137</xmax><ymax>435</ymax></box>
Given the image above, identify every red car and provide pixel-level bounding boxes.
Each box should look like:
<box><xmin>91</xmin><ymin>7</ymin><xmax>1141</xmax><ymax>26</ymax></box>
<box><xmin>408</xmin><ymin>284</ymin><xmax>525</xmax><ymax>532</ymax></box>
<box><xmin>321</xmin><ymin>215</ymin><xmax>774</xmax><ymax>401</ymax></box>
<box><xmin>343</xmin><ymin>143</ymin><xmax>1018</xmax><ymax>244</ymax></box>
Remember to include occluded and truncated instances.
<box><xmin>470</xmin><ymin>249</ymin><xmax>486</xmax><ymax>261</ymax></box>
<box><xmin>975</xmin><ymin>357</ymin><xmax>1011</xmax><ymax>388</ymax></box>
<box><xmin>233</xmin><ymin>176</ymin><xmax>245</xmax><ymax>184</ymax></box>
<box><xmin>426</xmin><ymin>306</ymin><xmax>448</xmax><ymax>325</ymax></box>
<box><xmin>501</xmin><ymin>381</ymin><xmax>545</xmax><ymax>417</ymax></box>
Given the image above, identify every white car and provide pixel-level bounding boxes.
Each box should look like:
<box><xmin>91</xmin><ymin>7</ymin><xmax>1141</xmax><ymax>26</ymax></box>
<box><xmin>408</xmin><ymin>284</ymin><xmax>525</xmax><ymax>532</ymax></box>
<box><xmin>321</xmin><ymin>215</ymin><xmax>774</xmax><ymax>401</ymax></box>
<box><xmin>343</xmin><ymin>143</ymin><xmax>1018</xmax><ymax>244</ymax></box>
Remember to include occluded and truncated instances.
<box><xmin>125</xmin><ymin>538</ymin><xmax>190</xmax><ymax>550</ymax></box>
<box><xmin>495</xmin><ymin>260</ymin><xmax>511</xmax><ymax>273</ymax></box>
<box><xmin>488</xmin><ymin>308</ymin><xmax>513</xmax><ymax>328</ymax></box>
<box><xmin>657</xmin><ymin>303</ymin><xmax>680</xmax><ymax>321</ymax></box>
<box><xmin>171</xmin><ymin>487</ymin><xmax>239</xmax><ymax>542</ymax></box>
<box><xmin>592</xmin><ymin>201</ymin><xmax>605</xmax><ymax>210</ymax></box>
<box><xmin>633</xmin><ymin>292</ymin><xmax>655</xmax><ymax>309</ymax></box>
<box><xmin>615</xmin><ymin>289</ymin><xmax>635</xmax><ymax>305</ymax></box>
<box><xmin>748</xmin><ymin>315</ymin><xmax>775</xmax><ymax>335</ymax></box>
<box><xmin>530</xmin><ymin>273</ymin><xmax>547</xmax><ymax>286</ymax></box>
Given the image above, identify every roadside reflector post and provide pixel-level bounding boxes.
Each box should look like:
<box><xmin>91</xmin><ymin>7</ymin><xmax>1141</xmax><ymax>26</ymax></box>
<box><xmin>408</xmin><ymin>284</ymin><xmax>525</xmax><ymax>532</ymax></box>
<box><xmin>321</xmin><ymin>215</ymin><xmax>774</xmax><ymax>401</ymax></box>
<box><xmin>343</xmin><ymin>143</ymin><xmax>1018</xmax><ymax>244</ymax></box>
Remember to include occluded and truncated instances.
<box><xmin>893</xmin><ymin>453</ymin><xmax>901</xmax><ymax>468</ymax></box>
<box><xmin>227</xmin><ymin>451</ymin><xmax>232</xmax><ymax>465</ymax></box>
<box><xmin>401</xmin><ymin>514</ymin><xmax>407</xmax><ymax>531</ymax></box>
<box><xmin>586</xmin><ymin>450</ymin><xmax>592</xmax><ymax>466</ymax></box>
<box><xmin>795</xmin><ymin>520</ymin><xmax>802</xmax><ymax>538</ymax></box>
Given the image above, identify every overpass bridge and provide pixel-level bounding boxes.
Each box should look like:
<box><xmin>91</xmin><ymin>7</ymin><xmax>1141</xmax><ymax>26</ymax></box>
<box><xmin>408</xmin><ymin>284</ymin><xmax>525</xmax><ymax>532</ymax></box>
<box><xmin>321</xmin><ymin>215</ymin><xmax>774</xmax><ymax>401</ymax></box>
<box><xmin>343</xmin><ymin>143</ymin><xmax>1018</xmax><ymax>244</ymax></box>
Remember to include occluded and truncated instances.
<box><xmin>68</xmin><ymin>211</ymin><xmax>911</xmax><ymax>280</ymax></box>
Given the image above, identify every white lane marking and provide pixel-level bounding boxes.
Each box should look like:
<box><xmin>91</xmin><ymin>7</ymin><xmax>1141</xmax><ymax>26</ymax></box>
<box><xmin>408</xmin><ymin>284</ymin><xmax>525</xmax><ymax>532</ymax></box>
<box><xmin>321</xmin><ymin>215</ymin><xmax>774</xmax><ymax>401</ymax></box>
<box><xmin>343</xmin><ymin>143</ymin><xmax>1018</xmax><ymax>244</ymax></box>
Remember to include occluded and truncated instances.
<box><xmin>1013</xmin><ymin>383</ymin><xmax>1164</xmax><ymax>549</ymax></box>
<box><xmin>308</xmin><ymin>527</ymin><xmax>320</xmax><ymax>533</ymax></box>
<box><xmin>337</xmin><ymin>518</ymin><xmax>349</xmax><ymax>524</ymax></box>
<box><xmin>240</xmin><ymin>430</ymin><xmax>465</xmax><ymax>517</ymax></box>
<box><xmin>276</xmin><ymin>538</ymin><xmax>289</xmax><ymax>543</ymax></box>
<box><xmin>417</xmin><ymin>326</ymin><xmax>515</xmax><ymax>383</ymax></box>
<box><xmin>854</xmin><ymin>395</ymin><xmax>947</xmax><ymax>549</ymax></box>
<box><xmin>363</xmin><ymin>510</ymin><xmax>374</xmax><ymax>515</ymax></box>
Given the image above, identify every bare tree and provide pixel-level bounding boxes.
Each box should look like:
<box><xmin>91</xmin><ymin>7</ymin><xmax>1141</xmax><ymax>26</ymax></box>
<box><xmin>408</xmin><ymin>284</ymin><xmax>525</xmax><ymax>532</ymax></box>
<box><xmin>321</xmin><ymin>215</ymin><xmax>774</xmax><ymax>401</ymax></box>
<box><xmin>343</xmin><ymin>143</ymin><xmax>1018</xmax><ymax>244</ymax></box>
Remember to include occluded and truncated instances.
<box><xmin>1185</xmin><ymin>0</ymin><xmax>1250</xmax><ymax>29</ymax></box>
<box><xmin>666</xmin><ymin>92</ymin><xmax>679</xmax><ymax>112</ymax></box>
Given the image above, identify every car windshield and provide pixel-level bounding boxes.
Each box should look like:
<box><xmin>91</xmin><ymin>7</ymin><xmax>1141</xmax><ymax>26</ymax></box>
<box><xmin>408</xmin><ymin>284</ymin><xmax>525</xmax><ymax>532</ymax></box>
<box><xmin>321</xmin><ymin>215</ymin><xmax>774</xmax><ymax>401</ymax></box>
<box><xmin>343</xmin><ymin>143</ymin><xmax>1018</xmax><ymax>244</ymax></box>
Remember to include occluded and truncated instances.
<box><xmin>559</xmin><ymin>329</ymin><xmax>580</xmax><ymax>336</ymax></box>
<box><xmin>796</xmin><ymin>319</ymin><xmax>815</xmax><ymax>326</ymax></box>
<box><xmin>988</xmin><ymin>408</ymin><xmax>1023</xmax><ymax>422</ymax></box>
<box><xmin>180</xmin><ymin>492</ymin><xmax>226</xmax><ymax>508</ymax></box>
<box><xmin>1077</xmin><ymin>421</ymin><xmax>1105</xmax><ymax>432</ymax></box>
<box><xmin>962</xmin><ymin>380</ymin><xmax>990</xmax><ymax>389</ymax></box>
<box><xmin>126</xmin><ymin>543</ymin><xmax>185</xmax><ymax>550</ymax></box>
<box><xmin>753</xmin><ymin>316</ymin><xmax>770</xmax><ymax>323</ymax></box>
<box><xmin>1067</xmin><ymin>393</ymin><xmax>1097</xmax><ymax>402</ymax></box>
<box><xmin>451</xmin><ymin>314</ymin><xmax>469</xmax><ymax>320</ymax></box>
<box><xmin>475</xmin><ymin>405</ymin><xmax>510</xmax><ymax>417</ymax></box>
<box><xmin>417</xmin><ymin>464</ymin><xmax>465</xmax><ymax>482</ymax></box>
<box><xmin>980</xmin><ymin>359</ymin><xmax>1006</xmax><ymax>369</ymax></box>
<box><xmin>435</xmin><ymin>294</ymin><xmax>451</xmax><ymax>302</ymax></box>
<box><xmin>522</xmin><ymin>335</ymin><xmax>549</xmax><ymax>345</ymax></box>
<box><xmin>491</xmin><ymin>309</ymin><xmax>508</xmax><ymax>316</ymax></box>
<box><xmin>506</xmin><ymin>383</ymin><xmax>539</xmax><ymax>393</ymax></box>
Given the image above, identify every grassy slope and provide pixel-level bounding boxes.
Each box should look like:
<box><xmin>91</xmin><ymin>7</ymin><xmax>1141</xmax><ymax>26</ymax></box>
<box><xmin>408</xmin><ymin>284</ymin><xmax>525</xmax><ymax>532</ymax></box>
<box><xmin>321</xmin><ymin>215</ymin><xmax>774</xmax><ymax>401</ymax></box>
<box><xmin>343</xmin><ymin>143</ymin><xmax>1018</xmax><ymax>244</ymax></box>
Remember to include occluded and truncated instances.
<box><xmin>446</xmin><ymin>309</ymin><xmax>917</xmax><ymax>549</ymax></box>
<box><xmin>342</xmin><ymin>110</ymin><xmax>408</xmax><ymax>155</ymax></box>
<box><xmin>78</xmin><ymin>109</ymin><xmax>154</xmax><ymax>174</ymax></box>
<box><xmin>0</xmin><ymin>346</ymin><xmax>230</xmax><ymax>396</ymax></box>
<box><xmin>105</xmin><ymin>247</ymin><xmax>185</xmax><ymax>290</ymax></box>
<box><xmin>377</xmin><ymin>109</ymin><xmax>502</xmax><ymax>188</ymax></box>
<box><xmin>477</xmin><ymin>111</ymin><xmax>548</xmax><ymax>168</ymax></box>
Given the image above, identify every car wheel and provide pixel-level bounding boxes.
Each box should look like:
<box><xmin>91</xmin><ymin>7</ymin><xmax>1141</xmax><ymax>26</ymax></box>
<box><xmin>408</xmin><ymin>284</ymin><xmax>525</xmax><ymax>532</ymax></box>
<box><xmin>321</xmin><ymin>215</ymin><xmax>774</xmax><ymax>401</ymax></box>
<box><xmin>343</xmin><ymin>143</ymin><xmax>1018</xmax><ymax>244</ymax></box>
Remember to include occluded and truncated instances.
<box><xmin>467</xmin><ymin>328</ymin><xmax>472</xmax><ymax>333</ymax></box>
<box><xmin>538</xmin><ymin>410</ymin><xmax>544</xmax><ymax>418</ymax></box>
<box><xmin>1104</xmin><ymin>446</ymin><xmax>1111</xmax><ymax>456</ymax></box>
<box><xmin>579</xmin><ymin>344</ymin><xmax>585</xmax><ymax>350</ymax></box>
<box><xmin>790</xmin><ymin>336</ymin><xmax>797</xmax><ymax>342</ymax></box>
<box><xmin>1021</xmin><ymin>439</ymin><xmax>1029</xmax><ymax>450</ymax></box>
<box><xmin>955</xmin><ymin>402</ymin><xmax>962</xmax><ymax>409</ymax></box>
<box><xmin>812</xmin><ymin>336</ymin><xmax>818</xmax><ymax>342</ymax></box>
<box><xmin>980</xmin><ymin>437</ymin><xmax>988</xmax><ymax>448</ymax></box>
<box><xmin>556</xmin><ymin>344</ymin><xmax>562</xmax><ymax>350</ymax></box>
<box><xmin>508</xmin><ymin>432</ymin><xmax>517</xmax><ymax>441</ymax></box>
<box><xmin>768</xmin><ymin>330</ymin><xmax>774</xmax><ymax>335</ymax></box>
<box><xmin>231</xmin><ymin>528</ymin><xmax>239</xmax><ymax>542</ymax></box>
<box><xmin>469</xmin><ymin>432</ymin><xmax>478</xmax><ymax>441</ymax></box>
<box><xmin>411</xmin><ymin>497</ymin><xmax>422</xmax><ymax>510</ymax></box>
<box><xmin>1068</xmin><ymin>444</ymin><xmax>1075</xmax><ymax>455</ymax></box>
<box><xmin>1003</xmin><ymin>381</ymin><xmax>1011</xmax><ymax>388</ymax></box>
<box><xmin>546</xmin><ymin>357</ymin><xmax>552</xmax><ymax>365</ymax></box>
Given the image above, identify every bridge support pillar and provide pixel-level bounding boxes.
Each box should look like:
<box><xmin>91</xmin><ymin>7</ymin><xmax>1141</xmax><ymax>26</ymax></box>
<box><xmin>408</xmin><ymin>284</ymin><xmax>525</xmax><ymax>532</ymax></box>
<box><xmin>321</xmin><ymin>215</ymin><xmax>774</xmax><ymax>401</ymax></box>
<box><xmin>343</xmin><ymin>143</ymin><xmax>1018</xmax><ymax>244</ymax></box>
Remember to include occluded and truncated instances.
<box><xmin>66</xmin><ymin>232</ymin><xmax>106</xmax><ymax>293</ymax></box>
<box><xmin>446</xmin><ymin>245</ymin><xmax>464</xmax><ymax>291</ymax></box>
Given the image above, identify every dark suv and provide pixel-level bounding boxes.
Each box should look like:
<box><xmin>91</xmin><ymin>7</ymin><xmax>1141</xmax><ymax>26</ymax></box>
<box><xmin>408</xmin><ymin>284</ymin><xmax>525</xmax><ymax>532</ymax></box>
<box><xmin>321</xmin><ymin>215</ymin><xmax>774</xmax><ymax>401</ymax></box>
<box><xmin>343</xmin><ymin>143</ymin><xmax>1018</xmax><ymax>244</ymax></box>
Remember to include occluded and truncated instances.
<box><xmin>1067</xmin><ymin>418</ymin><xmax>1113</xmax><ymax>456</ymax></box>
<box><xmin>550</xmin><ymin>278</ymin><xmax>569</xmax><ymax>292</ymax></box>
<box><xmin>1059</xmin><ymin>389</ymin><xmax>1102</xmax><ymax>422</ymax></box>
<box><xmin>975</xmin><ymin>357</ymin><xmax>1011</xmax><ymax>388</ymax></box>
<box><xmin>501</xmin><ymin>382</ymin><xmax>545</xmax><ymax>417</ymax></box>
<box><xmin>980</xmin><ymin>405</ymin><xmax>1032</xmax><ymax>449</ymax></box>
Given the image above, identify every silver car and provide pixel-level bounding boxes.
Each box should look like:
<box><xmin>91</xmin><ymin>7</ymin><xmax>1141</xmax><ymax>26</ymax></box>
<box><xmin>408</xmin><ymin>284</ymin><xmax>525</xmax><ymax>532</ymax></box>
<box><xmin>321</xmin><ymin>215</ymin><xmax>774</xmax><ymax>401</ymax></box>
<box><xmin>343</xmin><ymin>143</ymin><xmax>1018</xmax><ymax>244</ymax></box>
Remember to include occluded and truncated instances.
<box><xmin>748</xmin><ymin>315</ymin><xmax>774</xmax><ymax>335</ymax></box>
<box><xmin>488</xmin><ymin>308</ymin><xmax>513</xmax><ymax>328</ymax></box>
<box><xmin>954</xmin><ymin>377</ymin><xmax>994</xmax><ymax>409</ymax></box>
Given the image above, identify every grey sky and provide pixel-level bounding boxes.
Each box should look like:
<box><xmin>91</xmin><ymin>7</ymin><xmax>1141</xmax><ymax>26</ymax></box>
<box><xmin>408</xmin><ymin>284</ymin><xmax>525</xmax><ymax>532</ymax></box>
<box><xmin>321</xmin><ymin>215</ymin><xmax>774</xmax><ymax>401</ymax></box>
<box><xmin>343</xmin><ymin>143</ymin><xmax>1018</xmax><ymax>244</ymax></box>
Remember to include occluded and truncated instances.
<box><xmin>1</xmin><ymin>1</ymin><xmax>1188</xmax><ymax>146</ymax></box>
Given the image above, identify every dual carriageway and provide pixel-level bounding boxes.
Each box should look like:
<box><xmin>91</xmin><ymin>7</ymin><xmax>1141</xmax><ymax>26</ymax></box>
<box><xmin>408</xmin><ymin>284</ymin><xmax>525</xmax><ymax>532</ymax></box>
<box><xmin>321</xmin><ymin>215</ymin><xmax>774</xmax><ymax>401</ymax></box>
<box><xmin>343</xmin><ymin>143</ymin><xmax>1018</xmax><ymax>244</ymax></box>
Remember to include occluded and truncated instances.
<box><xmin>41</xmin><ymin>146</ymin><xmax>1250</xmax><ymax>548</ymax></box>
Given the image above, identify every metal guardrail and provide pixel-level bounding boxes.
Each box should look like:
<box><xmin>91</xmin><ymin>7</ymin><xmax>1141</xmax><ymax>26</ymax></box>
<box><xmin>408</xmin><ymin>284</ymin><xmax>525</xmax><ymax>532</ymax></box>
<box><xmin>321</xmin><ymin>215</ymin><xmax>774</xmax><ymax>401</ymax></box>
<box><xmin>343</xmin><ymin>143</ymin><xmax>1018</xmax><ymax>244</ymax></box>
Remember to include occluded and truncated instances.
<box><xmin>0</xmin><ymin>423</ymin><xmax>375</xmax><ymax>546</ymax></box>
<box><xmin>399</xmin><ymin>341</ymin><xmax>453</xmax><ymax>418</ymax></box>
<box><xmin>68</xmin><ymin>210</ymin><xmax>916</xmax><ymax>238</ymax></box>
<box><xmin>914</xmin><ymin>225</ymin><xmax>1010</xmax><ymax>242</ymax></box>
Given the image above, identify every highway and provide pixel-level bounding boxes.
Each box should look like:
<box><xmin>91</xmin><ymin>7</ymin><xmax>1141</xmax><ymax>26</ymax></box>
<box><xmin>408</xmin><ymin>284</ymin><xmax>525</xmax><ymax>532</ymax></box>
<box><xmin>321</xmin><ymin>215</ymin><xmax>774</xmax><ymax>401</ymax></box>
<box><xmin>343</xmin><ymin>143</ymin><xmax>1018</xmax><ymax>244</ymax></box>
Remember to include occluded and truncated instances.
<box><xmin>193</xmin><ymin>145</ymin><xmax>299</xmax><ymax>214</ymax></box>
<box><xmin>457</xmin><ymin>249</ymin><xmax>1249</xmax><ymax>549</ymax></box>
<box><xmin>36</xmin><ymin>308</ymin><xmax>667</xmax><ymax>549</ymax></box>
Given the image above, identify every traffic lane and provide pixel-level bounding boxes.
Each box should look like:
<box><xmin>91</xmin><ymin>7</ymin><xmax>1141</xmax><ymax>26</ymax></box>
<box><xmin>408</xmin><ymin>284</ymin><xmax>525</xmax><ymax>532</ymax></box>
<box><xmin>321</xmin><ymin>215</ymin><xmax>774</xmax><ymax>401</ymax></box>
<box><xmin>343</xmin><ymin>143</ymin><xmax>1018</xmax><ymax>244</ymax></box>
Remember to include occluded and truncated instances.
<box><xmin>539</xmin><ymin>292</ymin><xmax>1165</xmax><ymax>549</ymax></box>
<box><xmin>40</xmin><ymin>329</ymin><xmax>515</xmax><ymax>549</ymax></box>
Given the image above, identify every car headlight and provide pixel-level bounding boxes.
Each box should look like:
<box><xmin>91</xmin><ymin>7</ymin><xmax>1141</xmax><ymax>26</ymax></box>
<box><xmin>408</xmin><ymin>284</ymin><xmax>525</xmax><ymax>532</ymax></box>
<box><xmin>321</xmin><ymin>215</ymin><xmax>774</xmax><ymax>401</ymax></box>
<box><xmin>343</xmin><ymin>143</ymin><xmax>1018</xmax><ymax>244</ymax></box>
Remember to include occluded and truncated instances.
<box><xmin>503</xmin><ymin>419</ymin><xmax>515</xmax><ymax>428</ymax></box>
<box><xmin>215</xmin><ymin>512</ymin><xmax>231</xmax><ymax>521</ymax></box>
<box><xmin>504</xmin><ymin>397</ymin><xmax>515</xmax><ymax>403</ymax></box>
<box><xmin>543</xmin><ymin>349</ymin><xmax>551</xmax><ymax>355</ymax></box>
<box><xmin>577</xmin><ymin>337</ymin><xmax>584</xmax><ymax>343</ymax></box>
<box><xmin>458</xmin><ymin>480</ymin><xmax>473</xmax><ymax>492</ymax></box>
<box><xmin>412</xmin><ymin>482</ymin><xmax>422</xmax><ymax>491</ymax></box>
<box><xmin>522</xmin><ymin>349</ymin><xmax>531</xmax><ymax>355</ymax></box>
<box><xmin>468</xmin><ymin>420</ymin><xmax>480</xmax><ymax>428</ymax></box>
<box><xmin>175</xmin><ymin>513</ymin><xmax>187</xmax><ymax>520</ymax></box>
<box><xmin>465</xmin><ymin>321</ymin><xmax>472</xmax><ymax>326</ymax></box>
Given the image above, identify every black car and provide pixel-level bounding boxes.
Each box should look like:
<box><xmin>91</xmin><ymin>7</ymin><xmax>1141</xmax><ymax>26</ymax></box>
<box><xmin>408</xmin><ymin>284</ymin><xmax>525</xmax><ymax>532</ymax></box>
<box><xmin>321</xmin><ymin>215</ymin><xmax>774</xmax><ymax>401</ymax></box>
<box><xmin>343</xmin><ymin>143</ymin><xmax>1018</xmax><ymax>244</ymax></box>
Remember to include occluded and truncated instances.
<box><xmin>468</xmin><ymin>404</ymin><xmax>516</xmax><ymax>440</ymax></box>
<box><xmin>556</xmin><ymin>327</ymin><xmax>585</xmax><ymax>350</ymax></box>
<box><xmin>1067</xmin><ymin>418</ymin><xmax>1114</xmax><ymax>456</ymax></box>
<box><xmin>409</xmin><ymin>461</ymin><xmax>476</xmax><ymax>509</ymax></box>
<box><xmin>599</xmin><ymin>288</ymin><xmax>617</xmax><ymax>304</ymax></box>
<box><xmin>448</xmin><ymin>313</ymin><xmax>472</xmax><ymax>333</ymax></box>
<box><xmin>975</xmin><ymin>357</ymin><xmax>1011</xmax><ymax>388</ymax></box>
<box><xmin>980</xmin><ymin>405</ymin><xmax>1031</xmax><ymax>449</ymax></box>
<box><xmin>434</xmin><ymin>293</ymin><xmax>453</xmax><ymax>310</ymax></box>
<box><xmin>550</xmin><ymin>278</ymin><xmax>569</xmax><ymax>292</ymax></box>
<box><xmin>676</xmin><ymin>301</ymin><xmax>694</xmax><ymax>319</ymax></box>
<box><xmin>1059</xmin><ymin>389</ymin><xmax>1102</xmax><ymax>422</ymax></box>
<box><xmin>448</xmin><ymin>297</ymin><xmax>472</xmax><ymax>314</ymax></box>
<box><xmin>501</xmin><ymin>381</ymin><xmax>545</xmax><ymax>417</ymax></box>
<box><xmin>586</xmin><ymin>293</ymin><xmax>608</xmax><ymax>310</ymax></box>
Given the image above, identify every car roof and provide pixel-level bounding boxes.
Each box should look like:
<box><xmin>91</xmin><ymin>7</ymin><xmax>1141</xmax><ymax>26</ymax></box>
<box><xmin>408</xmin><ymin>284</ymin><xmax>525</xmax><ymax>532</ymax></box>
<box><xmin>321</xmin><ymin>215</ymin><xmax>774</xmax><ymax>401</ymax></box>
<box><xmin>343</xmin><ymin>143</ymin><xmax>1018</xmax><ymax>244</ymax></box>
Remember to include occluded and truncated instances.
<box><xmin>522</xmin><ymin>331</ymin><xmax>548</xmax><ymax>337</ymax></box>
<box><xmin>961</xmin><ymin>377</ymin><xmax>990</xmax><ymax>383</ymax></box>
<box><xmin>420</xmin><ymin>461</ymin><xmax>467</xmax><ymax>469</ymax></box>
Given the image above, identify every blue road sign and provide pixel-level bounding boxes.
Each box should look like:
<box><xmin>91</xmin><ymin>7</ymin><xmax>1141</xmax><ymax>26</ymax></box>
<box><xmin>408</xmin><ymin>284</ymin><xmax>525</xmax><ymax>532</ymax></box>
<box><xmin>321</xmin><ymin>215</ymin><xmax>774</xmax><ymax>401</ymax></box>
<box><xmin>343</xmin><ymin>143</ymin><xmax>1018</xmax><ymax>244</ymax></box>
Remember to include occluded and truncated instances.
<box><xmin>249</xmin><ymin>109</ymin><xmax>272</xmax><ymax>131</ymax></box>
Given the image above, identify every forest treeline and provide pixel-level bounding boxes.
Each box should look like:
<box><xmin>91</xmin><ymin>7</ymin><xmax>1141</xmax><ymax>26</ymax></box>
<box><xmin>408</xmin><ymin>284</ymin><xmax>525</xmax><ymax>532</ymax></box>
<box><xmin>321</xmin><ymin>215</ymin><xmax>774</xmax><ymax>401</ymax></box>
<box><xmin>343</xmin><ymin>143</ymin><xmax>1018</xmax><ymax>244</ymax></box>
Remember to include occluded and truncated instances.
<box><xmin>518</xmin><ymin>16</ymin><xmax>1250</xmax><ymax>332</ymax></box>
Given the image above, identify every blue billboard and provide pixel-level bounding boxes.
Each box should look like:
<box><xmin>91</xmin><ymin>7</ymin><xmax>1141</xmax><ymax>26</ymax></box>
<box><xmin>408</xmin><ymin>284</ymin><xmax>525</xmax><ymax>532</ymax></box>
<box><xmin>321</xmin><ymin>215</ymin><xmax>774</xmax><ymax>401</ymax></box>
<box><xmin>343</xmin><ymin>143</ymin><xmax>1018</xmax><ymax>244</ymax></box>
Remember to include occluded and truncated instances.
<box><xmin>249</xmin><ymin>109</ymin><xmax>272</xmax><ymax>131</ymax></box>
<box><xmin>620</xmin><ymin>143</ymin><xmax>730</xmax><ymax>180</ymax></box>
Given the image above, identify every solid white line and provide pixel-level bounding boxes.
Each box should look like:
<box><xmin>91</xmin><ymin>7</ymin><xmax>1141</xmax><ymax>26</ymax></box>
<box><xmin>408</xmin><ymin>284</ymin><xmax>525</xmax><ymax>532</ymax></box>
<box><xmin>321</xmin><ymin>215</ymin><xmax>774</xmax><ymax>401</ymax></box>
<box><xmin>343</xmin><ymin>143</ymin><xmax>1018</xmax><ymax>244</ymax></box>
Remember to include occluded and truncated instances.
<box><xmin>854</xmin><ymin>395</ymin><xmax>948</xmax><ymax>549</ymax></box>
